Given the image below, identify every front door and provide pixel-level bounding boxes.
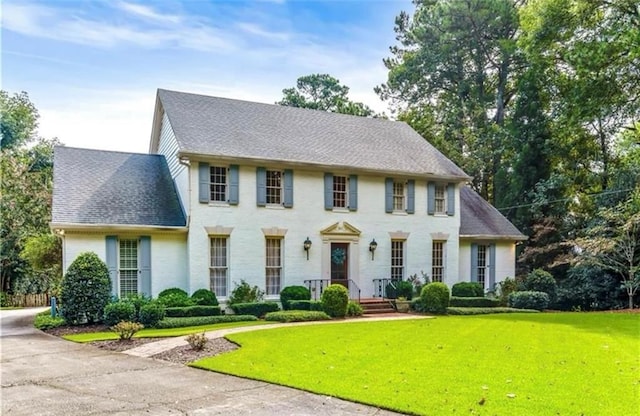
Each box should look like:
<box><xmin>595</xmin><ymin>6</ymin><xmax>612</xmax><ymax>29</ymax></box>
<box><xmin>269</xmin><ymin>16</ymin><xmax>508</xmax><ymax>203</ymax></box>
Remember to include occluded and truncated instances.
<box><xmin>330</xmin><ymin>243</ymin><xmax>349</xmax><ymax>287</ymax></box>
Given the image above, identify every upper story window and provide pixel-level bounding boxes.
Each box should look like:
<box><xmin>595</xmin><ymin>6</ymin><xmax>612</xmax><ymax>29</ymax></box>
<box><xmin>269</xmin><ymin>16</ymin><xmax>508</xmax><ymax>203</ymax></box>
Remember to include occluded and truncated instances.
<box><xmin>199</xmin><ymin>162</ymin><xmax>239</xmax><ymax>205</ymax></box>
<box><xmin>257</xmin><ymin>168</ymin><xmax>293</xmax><ymax>208</ymax></box>
<box><xmin>324</xmin><ymin>173</ymin><xmax>358</xmax><ymax>211</ymax></box>
<box><xmin>385</xmin><ymin>178</ymin><xmax>415</xmax><ymax>214</ymax></box>
<box><xmin>428</xmin><ymin>182</ymin><xmax>454</xmax><ymax>216</ymax></box>
<box><xmin>333</xmin><ymin>176</ymin><xmax>348</xmax><ymax>208</ymax></box>
<box><xmin>434</xmin><ymin>184</ymin><xmax>446</xmax><ymax>214</ymax></box>
<box><xmin>210</xmin><ymin>166</ymin><xmax>227</xmax><ymax>202</ymax></box>
<box><xmin>266</xmin><ymin>170</ymin><xmax>283</xmax><ymax>205</ymax></box>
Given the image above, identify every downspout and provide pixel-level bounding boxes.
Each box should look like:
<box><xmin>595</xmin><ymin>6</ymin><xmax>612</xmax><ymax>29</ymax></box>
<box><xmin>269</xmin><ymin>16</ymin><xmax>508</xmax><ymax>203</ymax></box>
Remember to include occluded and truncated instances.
<box><xmin>178</xmin><ymin>156</ymin><xmax>192</xmax><ymax>294</ymax></box>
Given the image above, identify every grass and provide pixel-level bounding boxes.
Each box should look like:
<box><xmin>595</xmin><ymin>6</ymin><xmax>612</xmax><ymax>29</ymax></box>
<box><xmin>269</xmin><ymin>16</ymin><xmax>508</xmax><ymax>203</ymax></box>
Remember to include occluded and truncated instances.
<box><xmin>63</xmin><ymin>320</ymin><xmax>272</xmax><ymax>342</ymax></box>
<box><xmin>192</xmin><ymin>313</ymin><xmax>640</xmax><ymax>415</ymax></box>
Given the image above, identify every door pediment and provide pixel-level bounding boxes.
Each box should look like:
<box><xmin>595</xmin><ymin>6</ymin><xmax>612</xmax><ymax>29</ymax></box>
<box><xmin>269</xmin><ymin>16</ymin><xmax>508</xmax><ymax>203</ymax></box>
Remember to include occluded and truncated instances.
<box><xmin>320</xmin><ymin>221</ymin><xmax>361</xmax><ymax>237</ymax></box>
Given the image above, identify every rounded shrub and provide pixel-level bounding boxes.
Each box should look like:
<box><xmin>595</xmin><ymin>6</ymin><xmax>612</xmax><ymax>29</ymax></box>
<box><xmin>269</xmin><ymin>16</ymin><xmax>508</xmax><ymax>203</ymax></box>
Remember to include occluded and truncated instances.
<box><xmin>158</xmin><ymin>287</ymin><xmax>188</xmax><ymax>298</ymax></box>
<box><xmin>279</xmin><ymin>285</ymin><xmax>311</xmax><ymax>310</ymax></box>
<box><xmin>346</xmin><ymin>301</ymin><xmax>364</xmax><ymax>317</ymax></box>
<box><xmin>103</xmin><ymin>301</ymin><xmax>136</xmax><ymax>326</ymax></box>
<box><xmin>138</xmin><ymin>302</ymin><xmax>166</xmax><ymax>327</ymax></box>
<box><xmin>122</xmin><ymin>294</ymin><xmax>151</xmax><ymax>319</ymax></box>
<box><xmin>191</xmin><ymin>288</ymin><xmax>219</xmax><ymax>306</ymax></box>
<box><xmin>420</xmin><ymin>282</ymin><xmax>450</xmax><ymax>314</ymax></box>
<box><xmin>508</xmin><ymin>291</ymin><xmax>550</xmax><ymax>311</ymax></box>
<box><xmin>60</xmin><ymin>252</ymin><xmax>112</xmax><ymax>325</ymax></box>
<box><xmin>451</xmin><ymin>282</ymin><xmax>484</xmax><ymax>297</ymax></box>
<box><xmin>522</xmin><ymin>269</ymin><xmax>557</xmax><ymax>303</ymax></box>
<box><xmin>157</xmin><ymin>292</ymin><xmax>193</xmax><ymax>308</ymax></box>
<box><xmin>321</xmin><ymin>284</ymin><xmax>349</xmax><ymax>318</ymax></box>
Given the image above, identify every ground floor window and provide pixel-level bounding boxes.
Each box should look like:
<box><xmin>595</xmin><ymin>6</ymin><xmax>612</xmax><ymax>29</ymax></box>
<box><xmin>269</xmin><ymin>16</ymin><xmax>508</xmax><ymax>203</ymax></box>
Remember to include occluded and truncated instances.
<box><xmin>119</xmin><ymin>239</ymin><xmax>138</xmax><ymax>297</ymax></box>
<box><xmin>432</xmin><ymin>241</ymin><xmax>444</xmax><ymax>282</ymax></box>
<box><xmin>265</xmin><ymin>238</ymin><xmax>282</xmax><ymax>295</ymax></box>
<box><xmin>210</xmin><ymin>237</ymin><xmax>228</xmax><ymax>297</ymax></box>
<box><xmin>477</xmin><ymin>244</ymin><xmax>488</xmax><ymax>288</ymax></box>
<box><xmin>391</xmin><ymin>240</ymin><xmax>405</xmax><ymax>280</ymax></box>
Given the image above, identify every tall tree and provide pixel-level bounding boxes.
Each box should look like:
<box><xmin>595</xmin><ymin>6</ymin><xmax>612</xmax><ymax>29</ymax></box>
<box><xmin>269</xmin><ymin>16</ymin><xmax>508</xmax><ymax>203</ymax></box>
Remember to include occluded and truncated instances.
<box><xmin>277</xmin><ymin>74</ymin><xmax>376</xmax><ymax>117</ymax></box>
<box><xmin>0</xmin><ymin>91</ymin><xmax>39</xmax><ymax>150</ymax></box>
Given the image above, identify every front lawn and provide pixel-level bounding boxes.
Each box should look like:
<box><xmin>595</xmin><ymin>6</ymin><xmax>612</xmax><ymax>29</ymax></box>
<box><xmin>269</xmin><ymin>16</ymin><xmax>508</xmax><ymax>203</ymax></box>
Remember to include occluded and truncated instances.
<box><xmin>192</xmin><ymin>313</ymin><xmax>640</xmax><ymax>415</ymax></box>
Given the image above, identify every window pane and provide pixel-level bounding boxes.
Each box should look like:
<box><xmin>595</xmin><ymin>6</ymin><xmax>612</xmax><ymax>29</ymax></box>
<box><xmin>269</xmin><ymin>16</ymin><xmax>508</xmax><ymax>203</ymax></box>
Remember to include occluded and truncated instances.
<box><xmin>210</xmin><ymin>166</ymin><xmax>227</xmax><ymax>202</ymax></box>
<box><xmin>393</xmin><ymin>182</ymin><xmax>405</xmax><ymax>211</ymax></box>
<box><xmin>477</xmin><ymin>245</ymin><xmax>487</xmax><ymax>288</ymax></box>
<box><xmin>265</xmin><ymin>238</ymin><xmax>282</xmax><ymax>295</ymax></box>
<box><xmin>435</xmin><ymin>184</ymin><xmax>446</xmax><ymax>213</ymax></box>
<box><xmin>119</xmin><ymin>239</ymin><xmax>138</xmax><ymax>297</ymax></box>
<box><xmin>333</xmin><ymin>176</ymin><xmax>347</xmax><ymax>208</ymax></box>
<box><xmin>210</xmin><ymin>237</ymin><xmax>228</xmax><ymax>297</ymax></box>
<box><xmin>391</xmin><ymin>240</ymin><xmax>404</xmax><ymax>280</ymax></box>
<box><xmin>432</xmin><ymin>241</ymin><xmax>444</xmax><ymax>283</ymax></box>
<box><xmin>266</xmin><ymin>170</ymin><xmax>282</xmax><ymax>204</ymax></box>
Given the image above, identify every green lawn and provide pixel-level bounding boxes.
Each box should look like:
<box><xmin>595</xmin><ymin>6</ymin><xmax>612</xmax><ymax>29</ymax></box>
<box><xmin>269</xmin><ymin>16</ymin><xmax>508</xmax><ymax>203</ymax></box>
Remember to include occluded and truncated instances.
<box><xmin>63</xmin><ymin>321</ymin><xmax>271</xmax><ymax>342</ymax></box>
<box><xmin>192</xmin><ymin>313</ymin><xmax>640</xmax><ymax>415</ymax></box>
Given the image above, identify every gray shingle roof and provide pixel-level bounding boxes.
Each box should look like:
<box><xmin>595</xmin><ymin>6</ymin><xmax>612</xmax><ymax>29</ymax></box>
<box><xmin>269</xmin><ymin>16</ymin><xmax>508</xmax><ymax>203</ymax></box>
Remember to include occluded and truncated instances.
<box><xmin>157</xmin><ymin>89</ymin><xmax>470</xmax><ymax>179</ymax></box>
<box><xmin>52</xmin><ymin>147</ymin><xmax>186</xmax><ymax>227</ymax></box>
<box><xmin>460</xmin><ymin>186</ymin><xmax>526</xmax><ymax>240</ymax></box>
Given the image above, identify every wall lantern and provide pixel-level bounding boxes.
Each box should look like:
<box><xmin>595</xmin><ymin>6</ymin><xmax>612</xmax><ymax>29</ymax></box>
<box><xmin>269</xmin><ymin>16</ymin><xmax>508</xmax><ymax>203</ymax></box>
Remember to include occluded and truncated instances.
<box><xmin>303</xmin><ymin>237</ymin><xmax>312</xmax><ymax>260</ymax></box>
<box><xmin>369</xmin><ymin>239</ymin><xmax>378</xmax><ymax>260</ymax></box>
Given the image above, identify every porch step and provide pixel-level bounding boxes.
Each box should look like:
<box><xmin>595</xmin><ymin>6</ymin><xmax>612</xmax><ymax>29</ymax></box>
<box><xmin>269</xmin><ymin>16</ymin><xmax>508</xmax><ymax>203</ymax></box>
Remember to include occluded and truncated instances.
<box><xmin>359</xmin><ymin>298</ymin><xmax>396</xmax><ymax>314</ymax></box>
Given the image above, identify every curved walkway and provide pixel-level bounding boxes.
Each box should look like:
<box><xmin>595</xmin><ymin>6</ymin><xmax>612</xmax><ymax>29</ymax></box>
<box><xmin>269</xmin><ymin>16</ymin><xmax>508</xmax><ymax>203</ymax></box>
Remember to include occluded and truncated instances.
<box><xmin>124</xmin><ymin>313</ymin><xmax>431</xmax><ymax>358</ymax></box>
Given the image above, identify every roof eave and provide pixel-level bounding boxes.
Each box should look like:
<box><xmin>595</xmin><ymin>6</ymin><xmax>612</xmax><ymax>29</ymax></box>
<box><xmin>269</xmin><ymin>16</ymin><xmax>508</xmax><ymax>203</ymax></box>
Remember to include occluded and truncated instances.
<box><xmin>460</xmin><ymin>234</ymin><xmax>528</xmax><ymax>241</ymax></box>
<box><xmin>50</xmin><ymin>222</ymin><xmax>188</xmax><ymax>234</ymax></box>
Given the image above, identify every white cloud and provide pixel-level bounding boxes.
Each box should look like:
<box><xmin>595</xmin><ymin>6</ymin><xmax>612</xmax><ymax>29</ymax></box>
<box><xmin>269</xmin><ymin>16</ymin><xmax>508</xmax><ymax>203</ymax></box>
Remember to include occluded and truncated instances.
<box><xmin>114</xmin><ymin>1</ymin><xmax>183</xmax><ymax>24</ymax></box>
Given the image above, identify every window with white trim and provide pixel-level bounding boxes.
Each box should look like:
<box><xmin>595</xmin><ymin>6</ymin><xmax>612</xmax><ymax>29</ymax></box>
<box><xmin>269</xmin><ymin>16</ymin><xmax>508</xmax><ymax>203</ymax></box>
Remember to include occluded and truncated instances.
<box><xmin>434</xmin><ymin>184</ymin><xmax>446</xmax><ymax>214</ymax></box>
<box><xmin>265</xmin><ymin>238</ymin><xmax>282</xmax><ymax>295</ymax></box>
<box><xmin>209</xmin><ymin>166</ymin><xmax>227</xmax><ymax>202</ymax></box>
<box><xmin>477</xmin><ymin>244</ymin><xmax>488</xmax><ymax>288</ymax></box>
<box><xmin>432</xmin><ymin>241</ymin><xmax>445</xmax><ymax>282</ymax></box>
<box><xmin>210</xmin><ymin>237</ymin><xmax>228</xmax><ymax>297</ymax></box>
<box><xmin>119</xmin><ymin>239</ymin><xmax>138</xmax><ymax>297</ymax></box>
<box><xmin>266</xmin><ymin>170</ymin><xmax>283</xmax><ymax>205</ymax></box>
<box><xmin>391</xmin><ymin>240</ymin><xmax>405</xmax><ymax>280</ymax></box>
<box><xmin>333</xmin><ymin>175</ymin><xmax>348</xmax><ymax>208</ymax></box>
<box><xmin>393</xmin><ymin>181</ymin><xmax>406</xmax><ymax>211</ymax></box>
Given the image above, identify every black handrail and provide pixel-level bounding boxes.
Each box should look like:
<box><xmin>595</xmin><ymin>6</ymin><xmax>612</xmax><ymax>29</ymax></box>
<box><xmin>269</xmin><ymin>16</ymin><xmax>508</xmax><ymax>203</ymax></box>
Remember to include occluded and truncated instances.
<box><xmin>304</xmin><ymin>278</ymin><xmax>361</xmax><ymax>302</ymax></box>
<box><xmin>372</xmin><ymin>278</ymin><xmax>401</xmax><ymax>299</ymax></box>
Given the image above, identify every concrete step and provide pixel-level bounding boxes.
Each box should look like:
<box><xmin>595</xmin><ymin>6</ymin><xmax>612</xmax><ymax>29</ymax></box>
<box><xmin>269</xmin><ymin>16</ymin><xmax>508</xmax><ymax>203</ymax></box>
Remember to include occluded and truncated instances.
<box><xmin>359</xmin><ymin>298</ymin><xmax>396</xmax><ymax>314</ymax></box>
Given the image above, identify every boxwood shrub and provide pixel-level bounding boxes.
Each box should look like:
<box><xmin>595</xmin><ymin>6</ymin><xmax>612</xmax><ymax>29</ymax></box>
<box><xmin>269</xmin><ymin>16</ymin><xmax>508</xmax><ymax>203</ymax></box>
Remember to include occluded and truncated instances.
<box><xmin>230</xmin><ymin>302</ymin><xmax>280</xmax><ymax>317</ymax></box>
<box><xmin>154</xmin><ymin>315</ymin><xmax>258</xmax><ymax>329</ymax></box>
<box><xmin>288</xmin><ymin>300</ymin><xmax>324</xmax><ymax>311</ymax></box>
<box><xmin>165</xmin><ymin>305</ymin><xmax>221</xmax><ymax>317</ymax></box>
<box><xmin>508</xmin><ymin>290</ymin><xmax>550</xmax><ymax>310</ymax></box>
<box><xmin>158</xmin><ymin>288</ymin><xmax>188</xmax><ymax>298</ymax></box>
<box><xmin>346</xmin><ymin>301</ymin><xmax>364</xmax><ymax>316</ymax></box>
<box><xmin>279</xmin><ymin>285</ymin><xmax>311</xmax><ymax>310</ymax></box>
<box><xmin>521</xmin><ymin>269</ymin><xmax>558</xmax><ymax>303</ymax></box>
<box><xmin>265</xmin><ymin>310</ymin><xmax>331</xmax><ymax>322</ymax></box>
<box><xmin>138</xmin><ymin>302</ymin><xmax>166</xmax><ymax>327</ymax></box>
<box><xmin>447</xmin><ymin>307</ymin><xmax>540</xmax><ymax>315</ymax></box>
<box><xmin>157</xmin><ymin>292</ymin><xmax>194</xmax><ymax>308</ymax></box>
<box><xmin>421</xmin><ymin>282</ymin><xmax>450</xmax><ymax>314</ymax></box>
<box><xmin>103</xmin><ymin>301</ymin><xmax>136</xmax><ymax>326</ymax></box>
<box><xmin>321</xmin><ymin>284</ymin><xmax>349</xmax><ymax>318</ymax></box>
<box><xmin>449</xmin><ymin>296</ymin><xmax>500</xmax><ymax>308</ymax></box>
<box><xmin>191</xmin><ymin>289</ymin><xmax>219</xmax><ymax>306</ymax></box>
<box><xmin>451</xmin><ymin>282</ymin><xmax>484</xmax><ymax>297</ymax></box>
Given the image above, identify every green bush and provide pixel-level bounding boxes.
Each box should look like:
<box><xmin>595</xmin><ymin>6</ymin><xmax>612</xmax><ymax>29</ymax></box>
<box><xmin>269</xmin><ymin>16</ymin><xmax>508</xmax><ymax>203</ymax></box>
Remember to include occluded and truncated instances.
<box><xmin>60</xmin><ymin>252</ymin><xmax>112</xmax><ymax>325</ymax></box>
<box><xmin>321</xmin><ymin>284</ymin><xmax>349</xmax><ymax>318</ymax></box>
<box><xmin>385</xmin><ymin>280</ymin><xmax>413</xmax><ymax>299</ymax></box>
<box><xmin>508</xmin><ymin>291</ymin><xmax>550</xmax><ymax>311</ymax></box>
<box><xmin>451</xmin><ymin>282</ymin><xmax>484</xmax><ymax>297</ymax></box>
<box><xmin>157</xmin><ymin>292</ymin><xmax>194</xmax><ymax>308</ymax></box>
<box><xmin>420</xmin><ymin>282</ymin><xmax>450</xmax><ymax>314</ymax></box>
<box><xmin>154</xmin><ymin>315</ymin><xmax>258</xmax><ymax>329</ymax></box>
<box><xmin>138</xmin><ymin>302</ymin><xmax>166</xmax><ymax>327</ymax></box>
<box><xmin>279</xmin><ymin>285</ymin><xmax>311</xmax><ymax>310</ymax></box>
<box><xmin>447</xmin><ymin>307</ymin><xmax>541</xmax><ymax>315</ymax></box>
<box><xmin>288</xmin><ymin>300</ymin><xmax>324</xmax><ymax>311</ymax></box>
<box><xmin>265</xmin><ymin>310</ymin><xmax>331</xmax><ymax>322</ymax></box>
<box><xmin>0</xmin><ymin>292</ymin><xmax>7</xmax><ymax>307</ymax></box>
<box><xmin>34</xmin><ymin>311</ymin><xmax>65</xmax><ymax>330</ymax></box>
<box><xmin>103</xmin><ymin>301</ymin><xmax>136</xmax><ymax>326</ymax></box>
<box><xmin>122</xmin><ymin>293</ymin><xmax>151</xmax><ymax>319</ymax></box>
<box><xmin>228</xmin><ymin>280</ymin><xmax>264</xmax><ymax>305</ymax></box>
<box><xmin>110</xmin><ymin>321</ymin><xmax>144</xmax><ymax>340</ymax></box>
<box><xmin>410</xmin><ymin>297</ymin><xmax>425</xmax><ymax>312</ymax></box>
<box><xmin>191</xmin><ymin>288</ymin><xmax>219</xmax><ymax>306</ymax></box>
<box><xmin>165</xmin><ymin>305</ymin><xmax>221</xmax><ymax>317</ymax></box>
<box><xmin>346</xmin><ymin>301</ymin><xmax>364</xmax><ymax>316</ymax></box>
<box><xmin>497</xmin><ymin>277</ymin><xmax>518</xmax><ymax>306</ymax></box>
<box><xmin>521</xmin><ymin>269</ymin><xmax>558</xmax><ymax>303</ymax></box>
<box><xmin>158</xmin><ymin>287</ymin><xmax>188</xmax><ymax>298</ymax></box>
<box><xmin>449</xmin><ymin>297</ymin><xmax>500</xmax><ymax>308</ymax></box>
<box><xmin>230</xmin><ymin>302</ymin><xmax>279</xmax><ymax>317</ymax></box>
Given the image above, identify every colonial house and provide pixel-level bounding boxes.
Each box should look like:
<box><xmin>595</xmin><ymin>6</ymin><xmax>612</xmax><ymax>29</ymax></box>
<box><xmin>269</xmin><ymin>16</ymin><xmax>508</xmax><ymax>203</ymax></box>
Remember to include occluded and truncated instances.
<box><xmin>51</xmin><ymin>89</ymin><xmax>526</xmax><ymax>303</ymax></box>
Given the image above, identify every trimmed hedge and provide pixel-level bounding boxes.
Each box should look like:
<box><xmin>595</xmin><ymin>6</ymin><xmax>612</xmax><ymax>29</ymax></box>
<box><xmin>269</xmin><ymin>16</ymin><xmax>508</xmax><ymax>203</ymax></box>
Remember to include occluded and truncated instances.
<box><xmin>508</xmin><ymin>291</ymin><xmax>550</xmax><ymax>311</ymax></box>
<box><xmin>421</xmin><ymin>282</ymin><xmax>450</xmax><ymax>314</ymax></box>
<box><xmin>279</xmin><ymin>286</ymin><xmax>311</xmax><ymax>310</ymax></box>
<box><xmin>346</xmin><ymin>301</ymin><xmax>364</xmax><ymax>316</ymax></box>
<box><xmin>191</xmin><ymin>289</ymin><xmax>219</xmax><ymax>306</ymax></box>
<box><xmin>154</xmin><ymin>315</ymin><xmax>258</xmax><ymax>329</ymax></box>
<box><xmin>449</xmin><ymin>297</ymin><xmax>500</xmax><ymax>308</ymax></box>
<box><xmin>158</xmin><ymin>288</ymin><xmax>188</xmax><ymax>298</ymax></box>
<box><xmin>265</xmin><ymin>310</ymin><xmax>331</xmax><ymax>322</ymax></box>
<box><xmin>521</xmin><ymin>269</ymin><xmax>557</xmax><ymax>303</ymax></box>
<box><xmin>157</xmin><ymin>292</ymin><xmax>194</xmax><ymax>308</ymax></box>
<box><xmin>321</xmin><ymin>284</ymin><xmax>349</xmax><ymax>318</ymax></box>
<box><xmin>230</xmin><ymin>302</ymin><xmax>280</xmax><ymax>317</ymax></box>
<box><xmin>103</xmin><ymin>301</ymin><xmax>136</xmax><ymax>326</ymax></box>
<box><xmin>288</xmin><ymin>300</ymin><xmax>324</xmax><ymax>311</ymax></box>
<box><xmin>165</xmin><ymin>305</ymin><xmax>221</xmax><ymax>317</ymax></box>
<box><xmin>138</xmin><ymin>303</ymin><xmax>166</xmax><ymax>327</ymax></box>
<box><xmin>451</xmin><ymin>282</ymin><xmax>484</xmax><ymax>297</ymax></box>
<box><xmin>447</xmin><ymin>307</ymin><xmax>541</xmax><ymax>315</ymax></box>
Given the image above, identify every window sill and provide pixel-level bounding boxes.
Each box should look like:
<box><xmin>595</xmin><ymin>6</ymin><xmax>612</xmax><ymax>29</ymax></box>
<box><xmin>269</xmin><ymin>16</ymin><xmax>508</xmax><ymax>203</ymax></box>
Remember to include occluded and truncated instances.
<box><xmin>332</xmin><ymin>208</ymin><xmax>350</xmax><ymax>213</ymax></box>
<box><xmin>208</xmin><ymin>202</ymin><xmax>230</xmax><ymax>207</ymax></box>
<box><xmin>265</xmin><ymin>204</ymin><xmax>285</xmax><ymax>210</ymax></box>
<box><xmin>391</xmin><ymin>211</ymin><xmax>408</xmax><ymax>216</ymax></box>
<box><xmin>434</xmin><ymin>213</ymin><xmax>450</xmax><ymax>217</ymax></box>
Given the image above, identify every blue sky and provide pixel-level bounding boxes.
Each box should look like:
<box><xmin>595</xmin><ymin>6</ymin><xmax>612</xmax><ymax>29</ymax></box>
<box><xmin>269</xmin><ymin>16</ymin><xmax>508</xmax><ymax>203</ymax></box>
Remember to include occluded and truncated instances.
<box><xmin>2</xmin><ymin>0</ymin><xmax>411</xmax><ymax>153</ymax></box>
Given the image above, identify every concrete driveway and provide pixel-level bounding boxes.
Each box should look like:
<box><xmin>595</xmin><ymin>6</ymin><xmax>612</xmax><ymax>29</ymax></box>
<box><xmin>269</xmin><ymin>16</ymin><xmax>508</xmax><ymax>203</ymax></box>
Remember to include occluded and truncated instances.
<box><xmin>1</xmin><ymin>308</ymin><xmax>404</xmax><ymax>416</ymax></box>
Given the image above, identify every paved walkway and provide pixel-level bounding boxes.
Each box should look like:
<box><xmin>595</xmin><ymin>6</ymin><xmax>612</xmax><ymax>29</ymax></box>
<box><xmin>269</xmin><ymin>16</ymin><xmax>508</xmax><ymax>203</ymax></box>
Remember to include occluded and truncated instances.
<box><xmin>124</xmin><ymin>313</ymin><xmax>430</xmax><ymax>358</ymax></box>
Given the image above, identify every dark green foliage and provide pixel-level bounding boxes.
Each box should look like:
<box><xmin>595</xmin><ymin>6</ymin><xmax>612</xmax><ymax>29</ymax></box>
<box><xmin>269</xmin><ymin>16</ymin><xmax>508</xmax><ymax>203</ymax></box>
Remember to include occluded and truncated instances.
<box><xmin>138</xmin><ymin>302</ymin><xmax>166</xmax><ymax>327</ymax></box>
<box><xmin>497</xmin><ymin>277</ymin><xmax>519</xmax><ymax>306</ymax></box>
<box><xmin>451</xmin><ymin>282</ymin><xmax>484</xmax><ymax>298</ymax></box>
<box><xmin>103</xmin><ymin>301</ymin><xmax>136</xmax><ymax>326</ymax></box>
<box><xmin>446</xmin><ymin>307</ymin><xmax>540</xmax><ymax>315</ymax></box>
<box><xmin>288</xmin><ymin>300</ymin><xmax>324</xmax><ymax>311</ymax></box>
<box><xmin>265</xmin><ymin>310</ymin><xmax>331</xmax><ymax>322</ymax></box>
<box><xmin>60</xmin><ymin>252</ymin><xmax>111</xmax><ymax>325</ymax></box>
<box><xmin>165</xmin><ymin>305</ymin><xmax>221</xmax><ymax>317</ymax></box>
<box><xmin>0</xmin><ymin>292</ymin><xmax>7</xmax><ymax>307</ymax></box>
<box><xmin>228</xmin><ymin>279</ymin><xmax>264</xmax><ymax>305</ymax></box>
<box><xmin>420</xmin><ymin>282</ymin><xmax>450</xmax><ymax>314</ymax></box>
<box><xmin>123</xmin><ymin>293</ymin><xmax>151</xmax><ymax>318</ymax></box>
<box><xmin>508</xmin><ymin>291</ymin><xmax>550</xmax><ymax>311</ymax></box>
<box><xmin>157</xmin><ymin>292</ymin><xmax>194</xmax><ymax>308</ymax></box>
<box><xmin>33</xmin><ymin>310</ymin><xmax>65</xmax><ymax>330</ymax></box>
<box><xmin>279</xmin><ymin>285</ymin><xmax>311</xmax><ymax>310</ymax></box>
<box><xmin>230</xmin><ymin>302</ymin><xmax>279</xmax><ymax>317</ymax></box>
<box><xmin>521</xmin><ymin>269</ymin><xmax>558</xmax><ymax>302</ymax></box>
<box><xmin>321</xmin><ymin>284</ymin><xmax>349</xmax><ymax>318</ymax></box>
<box><xmin>190</xmin><ymin>288</ymin><xmax>219</xmax><ymax>306</ymax></box>
<box><xmin>158</xmin><ymin>287</ymin><xmax>188</xmax><ymax>298</ymax></box>
<box><xmin>387</xmin><ymin>280</ymin><xmax>414</xmax><ymax>300</ymax></box>
<box><xmin>154</xmin><ymin>315</ymin><xmax>258</xmax><ymax>329</ymax></box>
<box><xmin>449</xmin><ymin>297</ymin><xmax>500</xmax><ymax>308</ymax></box>
<box><xmin>346</xmin><ymin>301</ymin><xmax>364</xmax><ymax>316</ymax></box>
<box><xmin>410</xmin><ymin>297</ymin><xmax>425</xmax><ymax>313</ymax></box>
<box><xmin>555</xmin><ymin>265</ymin><xmax>625</xmax><ymax>311</ymax></box>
